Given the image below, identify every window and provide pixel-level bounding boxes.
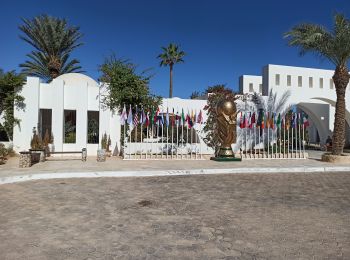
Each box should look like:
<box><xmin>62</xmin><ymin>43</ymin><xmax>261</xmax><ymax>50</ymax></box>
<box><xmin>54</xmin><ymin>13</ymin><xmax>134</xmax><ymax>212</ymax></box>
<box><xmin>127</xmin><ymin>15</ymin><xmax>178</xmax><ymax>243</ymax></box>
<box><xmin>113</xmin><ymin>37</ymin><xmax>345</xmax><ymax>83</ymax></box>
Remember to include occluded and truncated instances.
<box><xmin>275</xmin><ymin>74</ymin><xmax>280</xmax><ymax>86</ymax></box>
<box><xmin>64</xmin><ymin>110</ymin><xmax>76</xmax><ymax>143</ymax></box>
<box><xmin>87</xmin><ymin>111</ymin><xmax>99</xmax><ymax>144</ymax></box>
<box><xmin>0</xmin><ymin>124</ymin><xmax>9</xmax><ymax>141</ymax></box>
<box><xmin>319</xmin><ymin>78</ymin><xmax>323</xmax><ymax>88</ymax></box>
<box><xmin>39</xmin><ymin>109</ymin><xmax>52</xmax><ymax>141</ymax></box>
<box><xmin>287</xmin><ymin>75</ymin><xmax>291</xmax><ymax>86</ymax></box>
<box><xmin>309</xmin><ymin>77</ymin><xmax>313</xmax><ymax>88</ymax></box>
<box><xmin>298</xmin><ymin>76</ymin><xmax>302</xmax><ymax>87</ymax></box>
<box><xmin>249</xmin><ymin>83</ymin><xmax>254</xmax><ymax>92</ymax></box>
<box><xmin>330</xmin><ymin>79</ymin><xmax>334</xmax><ymax>89</ymax></box>
<box><xmin>259</xmin><ymin>84</ymin><xmax>262</xmax><ymax>93</ymax></box>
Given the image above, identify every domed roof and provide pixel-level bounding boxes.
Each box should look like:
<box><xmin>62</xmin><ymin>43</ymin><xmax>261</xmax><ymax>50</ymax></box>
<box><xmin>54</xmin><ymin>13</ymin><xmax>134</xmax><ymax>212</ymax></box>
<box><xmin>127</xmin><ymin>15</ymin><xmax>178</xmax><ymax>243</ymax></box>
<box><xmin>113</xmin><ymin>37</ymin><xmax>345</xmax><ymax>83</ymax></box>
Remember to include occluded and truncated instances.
<box><xmin>55</xmin><ymin>73</ymin><xmax>98</xmax><ymax>87</ymax></box>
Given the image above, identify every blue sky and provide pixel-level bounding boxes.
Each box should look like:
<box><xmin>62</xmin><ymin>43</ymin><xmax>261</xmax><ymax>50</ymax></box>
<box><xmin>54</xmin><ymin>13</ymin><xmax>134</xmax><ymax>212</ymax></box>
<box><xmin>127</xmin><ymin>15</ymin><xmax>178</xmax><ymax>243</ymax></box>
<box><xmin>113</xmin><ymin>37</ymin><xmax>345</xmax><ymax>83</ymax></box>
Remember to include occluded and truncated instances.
<box><xmin>0</xmin><ymin>0</ymin><xmax>349</xmax><ymax>98</ymax></box>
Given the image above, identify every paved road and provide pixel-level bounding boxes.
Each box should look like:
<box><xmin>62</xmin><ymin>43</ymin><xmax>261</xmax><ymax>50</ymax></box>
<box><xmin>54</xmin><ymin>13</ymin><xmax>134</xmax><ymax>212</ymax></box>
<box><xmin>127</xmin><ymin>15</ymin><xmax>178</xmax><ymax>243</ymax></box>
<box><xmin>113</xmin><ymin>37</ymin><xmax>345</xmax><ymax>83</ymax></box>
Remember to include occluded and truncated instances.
<box><xmin>0</xmin><ymin>172</ymin><xmax>349</xmax><ymax>259</ymax></box>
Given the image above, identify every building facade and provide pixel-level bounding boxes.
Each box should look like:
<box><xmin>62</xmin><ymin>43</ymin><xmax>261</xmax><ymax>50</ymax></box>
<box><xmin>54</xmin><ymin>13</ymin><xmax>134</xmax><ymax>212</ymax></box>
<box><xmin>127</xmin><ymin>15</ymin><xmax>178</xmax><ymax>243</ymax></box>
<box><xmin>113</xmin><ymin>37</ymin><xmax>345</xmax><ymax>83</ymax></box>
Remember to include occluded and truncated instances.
<box><xmin>239</xmin><ymin>64</ymin><xmax>350</xmax><ymax>146</ymax></box>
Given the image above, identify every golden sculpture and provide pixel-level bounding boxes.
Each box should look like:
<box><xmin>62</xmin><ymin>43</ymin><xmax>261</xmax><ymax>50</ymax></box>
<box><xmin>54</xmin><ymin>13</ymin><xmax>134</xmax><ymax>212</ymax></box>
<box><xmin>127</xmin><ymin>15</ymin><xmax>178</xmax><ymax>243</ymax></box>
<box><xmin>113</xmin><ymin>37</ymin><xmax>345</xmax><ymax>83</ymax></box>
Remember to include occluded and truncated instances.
<box><xmin>216</xmin><ymin>99</ymin><xmax>239</xmax><ymax>158</ymax></box>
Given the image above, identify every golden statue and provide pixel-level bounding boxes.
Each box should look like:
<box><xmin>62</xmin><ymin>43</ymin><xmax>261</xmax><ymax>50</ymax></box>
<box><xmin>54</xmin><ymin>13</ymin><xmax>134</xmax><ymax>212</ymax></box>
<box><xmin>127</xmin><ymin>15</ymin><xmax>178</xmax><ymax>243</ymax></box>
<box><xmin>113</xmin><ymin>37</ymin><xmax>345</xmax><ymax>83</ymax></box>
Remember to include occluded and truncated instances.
<box><xmin>216</xmin><ymin>100</ymin><xmax>239</xmax><ymax>158</ymax></box>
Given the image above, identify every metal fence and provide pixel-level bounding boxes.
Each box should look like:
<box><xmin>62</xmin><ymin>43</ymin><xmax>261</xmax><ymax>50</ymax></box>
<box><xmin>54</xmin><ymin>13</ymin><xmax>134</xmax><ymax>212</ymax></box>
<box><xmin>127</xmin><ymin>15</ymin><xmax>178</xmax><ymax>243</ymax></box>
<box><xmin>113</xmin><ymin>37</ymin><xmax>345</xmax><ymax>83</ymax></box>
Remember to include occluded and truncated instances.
<box><xmin>120</xmin><ymin>105</ymin><xmax>206</xmax><ymax>160</ymax></box>
<box><xmin>238</xmin><ymin>111</ymin><xmax>308</xmax><ymax>159</ymax></box>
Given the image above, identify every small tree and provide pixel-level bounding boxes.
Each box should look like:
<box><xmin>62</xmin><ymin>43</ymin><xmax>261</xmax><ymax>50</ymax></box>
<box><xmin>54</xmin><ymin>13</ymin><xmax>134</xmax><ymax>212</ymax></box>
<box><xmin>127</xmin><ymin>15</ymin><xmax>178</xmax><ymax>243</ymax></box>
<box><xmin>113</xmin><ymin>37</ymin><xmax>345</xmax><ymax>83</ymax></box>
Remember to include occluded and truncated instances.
<box><xmin>101</xmin><ymin>133</ymin><xmax>108</xmax><ymax>150</ymax></box>
<box><xmin>43</xmin><ymin>129</ymin><xmax>50</xmax><ymax>147</ymax></box>
<box><xmin>99</xmin><ymin>55</ymin><xmax>162</xmax><ymax>113</ymax></box>
<box><xmin>0</xmin><ymin>70</ymin><xmax>25</xmax><ymax>141</ymax></box>
<box><xmin>30</xmin><ymin>127</ymin><xmax>43</xmax><ymax>150</ymax></box>
<box><xmin>203</xmin><ymin>85</ymin><xmax>236</xmax><ymax>155</ymax></box>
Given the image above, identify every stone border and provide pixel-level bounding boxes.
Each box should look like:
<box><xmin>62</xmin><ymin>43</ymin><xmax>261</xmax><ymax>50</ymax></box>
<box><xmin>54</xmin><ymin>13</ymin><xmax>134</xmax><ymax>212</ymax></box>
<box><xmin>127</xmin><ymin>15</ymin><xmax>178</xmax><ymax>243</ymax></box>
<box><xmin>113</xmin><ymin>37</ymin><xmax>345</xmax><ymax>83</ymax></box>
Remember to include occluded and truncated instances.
<box><xmin>1</xmin><ymin>166</ymin><xmax>350</xmax><ymax>185</ymax></box>
<box><xmin>321</xmin><ymin>153</ymin><xmax>350</xmax><ymax>163</ymax></box>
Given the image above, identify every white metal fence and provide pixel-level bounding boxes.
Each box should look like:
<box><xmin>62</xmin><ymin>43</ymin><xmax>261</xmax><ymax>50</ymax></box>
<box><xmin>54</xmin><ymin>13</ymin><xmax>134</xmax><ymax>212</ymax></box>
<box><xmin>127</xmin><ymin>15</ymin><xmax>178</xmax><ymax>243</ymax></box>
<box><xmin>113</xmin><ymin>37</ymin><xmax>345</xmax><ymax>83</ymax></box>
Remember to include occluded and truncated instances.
<box><xmin>238</xmin><ymin>111</ymin><xmax>308</xmax><ymax>159</ymax></box>
<box><xmin>121</xmin><ymin>105</ymin><xmax>207</xmax><ymax>160</ymax></box>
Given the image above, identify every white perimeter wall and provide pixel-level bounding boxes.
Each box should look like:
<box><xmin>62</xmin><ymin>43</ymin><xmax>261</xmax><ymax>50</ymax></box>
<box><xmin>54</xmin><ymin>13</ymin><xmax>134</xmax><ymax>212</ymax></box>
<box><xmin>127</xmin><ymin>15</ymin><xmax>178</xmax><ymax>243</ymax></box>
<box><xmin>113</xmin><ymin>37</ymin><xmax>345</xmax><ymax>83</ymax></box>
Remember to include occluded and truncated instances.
<box><xmin>13</xmin><ymin>73</ymin><xmax>121</xmax><ymax>155</ymax></box>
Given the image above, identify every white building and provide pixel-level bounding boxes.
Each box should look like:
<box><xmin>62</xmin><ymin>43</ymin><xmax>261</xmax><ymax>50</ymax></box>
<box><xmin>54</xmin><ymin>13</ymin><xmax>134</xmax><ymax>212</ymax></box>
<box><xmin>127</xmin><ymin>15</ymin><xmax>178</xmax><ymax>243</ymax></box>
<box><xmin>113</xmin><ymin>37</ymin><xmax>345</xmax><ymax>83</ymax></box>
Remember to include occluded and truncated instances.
<box><xmin>12</xmin><ymin>73</ymin><xmax>121</xmax><ymax>155</ymax></box>
<box><xmin>239</xmin><ymin>64</ymin><xmax>350</xmax><ymax>146</ymax></box>
<box><xmin>3</xmin><ymin>63</ymin><xmax>349</xmax><ymax>155</ymax></box>
<box><xmin>9</xmin><ymin>73</ymin><xmax>209</xmax><ymax>155</ymax></box>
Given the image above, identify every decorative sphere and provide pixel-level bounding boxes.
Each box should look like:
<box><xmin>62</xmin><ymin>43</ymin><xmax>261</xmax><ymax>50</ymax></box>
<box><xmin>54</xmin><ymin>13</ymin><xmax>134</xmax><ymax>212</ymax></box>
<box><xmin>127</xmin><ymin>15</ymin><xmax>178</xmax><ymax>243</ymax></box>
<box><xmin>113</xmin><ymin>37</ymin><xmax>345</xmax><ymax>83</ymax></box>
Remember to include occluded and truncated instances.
<box><xmin>217</xmin><ymin>100</ymin><xmax>236</xmax><ymax>115</ymax></box>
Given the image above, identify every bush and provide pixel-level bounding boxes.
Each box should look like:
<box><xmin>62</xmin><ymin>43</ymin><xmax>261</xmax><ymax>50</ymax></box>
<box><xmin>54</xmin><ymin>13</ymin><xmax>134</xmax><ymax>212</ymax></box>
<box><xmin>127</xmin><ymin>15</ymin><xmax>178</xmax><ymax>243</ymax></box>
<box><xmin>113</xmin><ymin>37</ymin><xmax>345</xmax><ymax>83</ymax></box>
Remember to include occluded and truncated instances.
<box><xmin>0</xmin><ymin>142</ymin><xmax>16</xmax><ymax>165</ymax></box>
<box><xmin>30</xmin><ymin>128</ymin><xmax>44</xmax><ymax>149</ymax></box>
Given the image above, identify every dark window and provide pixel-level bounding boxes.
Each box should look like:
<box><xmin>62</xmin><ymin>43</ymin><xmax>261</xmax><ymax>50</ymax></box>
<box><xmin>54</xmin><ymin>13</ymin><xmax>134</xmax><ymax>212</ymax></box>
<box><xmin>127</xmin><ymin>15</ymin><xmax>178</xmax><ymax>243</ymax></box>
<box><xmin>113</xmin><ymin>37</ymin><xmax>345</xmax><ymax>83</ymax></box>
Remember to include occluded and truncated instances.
<box><xmin>39</xmin><ymin>109</ymin><xmax>52</xmax><ymax>140</ymax></box>
<box><xmin>0</xmin><ymin>123</ymin><xmax>9</xmax><ymax>141</ymax></box>
<box><xmin>64</xmin><ymin>110</ymin><xmax>76</xmax><ymax>143</ymax></box>
<box><xmin>87</xmin><ymin>111</ymin><xmax>99</xmax><ymax>144</ymax></box>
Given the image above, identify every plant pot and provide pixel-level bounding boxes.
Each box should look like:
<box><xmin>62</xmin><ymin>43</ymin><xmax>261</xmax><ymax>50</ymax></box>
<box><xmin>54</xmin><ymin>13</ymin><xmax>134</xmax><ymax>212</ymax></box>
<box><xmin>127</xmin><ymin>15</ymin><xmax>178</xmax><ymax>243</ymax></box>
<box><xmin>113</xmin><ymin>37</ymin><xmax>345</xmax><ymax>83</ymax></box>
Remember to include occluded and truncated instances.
<box><xmin>97</xmin><ymin>149</ymin><xmax>106</xmax><ymax>162</ymax></box>
<box><xmin>29</xmin><ymin>149</ymin><xmax>46</xmax><ymax>163</ymax></box>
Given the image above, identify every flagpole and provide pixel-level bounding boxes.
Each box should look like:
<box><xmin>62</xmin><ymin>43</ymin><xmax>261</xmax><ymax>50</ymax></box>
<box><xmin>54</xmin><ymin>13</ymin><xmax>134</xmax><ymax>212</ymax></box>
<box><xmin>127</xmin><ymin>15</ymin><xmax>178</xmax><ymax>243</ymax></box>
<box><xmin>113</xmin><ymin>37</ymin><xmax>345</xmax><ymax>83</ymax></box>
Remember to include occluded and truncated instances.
<box><xmin>186</xmin><ymin>120</ymin><xmax>189</xmax><ymax>160</ymax></box>
<box><xmin>166</xmin><ymin>120</ymin><xmax>169</xmax><ymax>159</ymax></box>
<box><xmin>298</xmin><ymin>113</ymin><xmax>302</xmax><ymax>158</ymax></box>
<box><xmin>283</xmin><ymin>116</ymin><xmax>286</xmax><ymax>158</ymax></box>
<box><xmin>291</xmin><ymin>125</ymin><xmax>294</xmax><ymax>158</ymax></box>
<box><xmin>262</xmin><ymin>126</ymin><xmax>265</xmax><ymax>158</ymax></box>
<box><xmin>123</xmin><ymin>123</ymin><xmax>126</xmax><ymax>159</ymax></box>
<box><xmin>200</xmin><ymin>121</ymin><xmax>202</xmax><ymax>159</ymax></box>
<box><xmin>171</xmin><ymin>113</ymin><xmax>174</xmax><ymax>159</ymax></box>
<box><xmin>258</xmin><ymin>126</ymin><xmax>260</xmax><ymax>158</ymax></box>
<box><xmin>267</xmin><ymin>116</ymin><xmax>269</xmax><ymax>159</ymax></box>
<box><xmin>254</xmin><ymin>123</ymin><xmax>256</xmax><ymax>158</ymax></box>
<box><xmin>161</xmin><ymin>119</ymin><xmax>164</xmax><ymax>159</ymax></box>
<box><xmin>303</xmin><ymin>124</ymin><xmax>306</xmax><ymax>158</ymax></box>
<box><xmin>181</xmin><ymin>121</ymin><xmax>184</xmax><ymax>160</ymax></box>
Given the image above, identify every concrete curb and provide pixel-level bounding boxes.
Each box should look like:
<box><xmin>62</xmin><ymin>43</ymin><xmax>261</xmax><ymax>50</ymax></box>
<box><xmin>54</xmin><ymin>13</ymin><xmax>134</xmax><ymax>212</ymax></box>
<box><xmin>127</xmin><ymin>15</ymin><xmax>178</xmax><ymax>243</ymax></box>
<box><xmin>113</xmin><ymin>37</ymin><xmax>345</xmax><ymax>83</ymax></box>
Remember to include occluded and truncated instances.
<box><xmin>1</xmin><ymin>166</ymin><xmax>350</xmax><ymax>185</ymax></box>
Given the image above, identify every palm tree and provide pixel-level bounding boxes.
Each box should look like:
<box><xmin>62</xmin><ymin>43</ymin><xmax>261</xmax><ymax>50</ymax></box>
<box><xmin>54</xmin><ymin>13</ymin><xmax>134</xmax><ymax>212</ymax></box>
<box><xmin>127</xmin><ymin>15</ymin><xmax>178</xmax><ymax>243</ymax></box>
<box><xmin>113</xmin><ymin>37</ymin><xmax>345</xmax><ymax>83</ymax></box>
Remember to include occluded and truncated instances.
<box><xmin>157</xmin><ymin>43</ymin><xmax>185</xmax><ymax>98</ymax></box>
<box><xmin>284</xmin><ymin>13</ymin><xmax>350</xmax><ymax>155</ymax></box>
<box><xmin>19</xmin><ymin>15</ymin><xmax>83</xmax><ymax>82</ymax></box>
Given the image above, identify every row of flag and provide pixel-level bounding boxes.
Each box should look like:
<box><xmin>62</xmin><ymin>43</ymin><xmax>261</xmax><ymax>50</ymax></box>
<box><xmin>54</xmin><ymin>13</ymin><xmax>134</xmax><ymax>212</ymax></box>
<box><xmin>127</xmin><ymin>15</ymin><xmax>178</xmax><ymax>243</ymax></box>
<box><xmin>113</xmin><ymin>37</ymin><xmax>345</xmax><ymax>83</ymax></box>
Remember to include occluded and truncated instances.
<box><xmin>120</xmin><ymin>105</ymin><xmax>204</xmax><ymax>128</ymax></box>
<box><xmin>239</xmin><ymin>111</ymin><xmax>309</xmax><ymax>129</ymax></box>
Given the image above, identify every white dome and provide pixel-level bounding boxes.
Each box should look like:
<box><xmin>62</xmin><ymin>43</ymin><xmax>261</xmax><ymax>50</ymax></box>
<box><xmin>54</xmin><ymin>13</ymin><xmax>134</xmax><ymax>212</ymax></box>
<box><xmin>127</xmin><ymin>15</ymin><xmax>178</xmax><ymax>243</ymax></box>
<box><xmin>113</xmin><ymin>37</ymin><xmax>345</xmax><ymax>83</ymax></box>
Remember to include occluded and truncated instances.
<box><xmin>54</xmin><ymin>73</ymin><xmax>98</xmax><ymax>87</ymax></box>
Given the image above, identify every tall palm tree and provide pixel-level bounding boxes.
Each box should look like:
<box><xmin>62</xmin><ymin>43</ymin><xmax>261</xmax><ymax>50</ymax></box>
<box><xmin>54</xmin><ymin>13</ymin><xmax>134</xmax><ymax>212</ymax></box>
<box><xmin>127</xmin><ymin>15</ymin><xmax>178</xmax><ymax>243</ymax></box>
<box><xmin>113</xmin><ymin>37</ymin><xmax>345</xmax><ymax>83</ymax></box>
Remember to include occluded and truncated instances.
<box><xmin>19</xmin><ymin>15</ymin><xmax>83</xmax><ymax>82</ymax></box>
<box><xmin>157</xmin><ymin>43</ymin><xmax>185</xmax><ymax>98</ymax></box>
<box><xmin>284</xmin><ymin>13</ymin><xmax>350</xmax><ymax>155</ymax></box>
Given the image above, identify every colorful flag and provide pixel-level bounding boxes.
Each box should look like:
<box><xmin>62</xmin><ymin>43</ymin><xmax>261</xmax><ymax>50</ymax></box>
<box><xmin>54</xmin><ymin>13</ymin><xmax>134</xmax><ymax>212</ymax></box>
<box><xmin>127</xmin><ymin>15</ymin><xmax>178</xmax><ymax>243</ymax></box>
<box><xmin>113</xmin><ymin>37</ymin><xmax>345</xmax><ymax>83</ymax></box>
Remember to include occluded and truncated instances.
<box><xmin>153</xmin><ymin>107</ymin><xmax>159</xmax><ymax>124</ymax></box>
<box><xmin>192</xmin><ymin>110</ymin><xmax>197</xmax><ymax>126</ymax></box>
<box><xmin>133</xmin><ymin>106</ymin><xmax>139</xmax><ymax>127</ymax></box>
<box><xmin>266</xmin><ymin>112</ymin><xmax>270</xmax><ymax>128</ymax></box>
<box><xmin>303</xmin><ymin>113</ymin><xmax>310</xmax><ymax>128</ymax></box>
<box><xmin>257</xmin><ymin>110</ymin><xmax>262</xmax><ymax>128</ymax></box>
<box><xmin>251</xmin><ymin>112</ymin><xmax>256</xmax><ymax>128</ymax></box>
<box><xmin>285</xmin><ymin>114</ymin><xmax>290</xmax><ymax>129</ymax></box>
<box><xmin>127</xmin><ymin>105</ymin><xmax>133</xmax><ymax>126</ymax></box>
<box><xmin>239</xmin><ymin>112</ymin><xmax>244</xmax><ymax>128</ymax></box>
<box><xmin>261</xmin><ymin>112</ymin><xmax>265</xmax><ymax>129</ymax></box>
<box><xmin>145</xmin><ymin>111</ymin><xmax>150</xmax><ymax>127</ymax></box>
<box><xmin>277</xmin><ymin>113</ymin><xmax>281</xmax><ymax>129</ymax></box>
<box><xmin>120</xmin><ymin>104</ymin><xmax>127</xmax><ymax>125</ymax></box>
<box><xmin>198</xmin><ymin>110</ymin><xmax>203</xmax><ymax>124</ymax></box>
<box><xmin>248</xmin><ymin>112</ymin><xmax>252</xmax><ymax>129</ymax></box>
<box><xmin>291</xmin><ymin>113</ymin><xmax>295</xmax><ymax>128</ymax></box>
<box><xmin>140</xmin><ymin>108</ymin><xmax>146</xmax><ymax>124</ymax></box>
<box><xmin>181</xmin><ymin>108</ymin><xmax>185</xmax><ymax>126</ymax></box>
<box><xmin>166</xmin><ymin>108</ymin><xmax>170</xmax><ymax>127</ymax></box>
<box><xmin>242</xmin><ymin>113</ymin><xmax>246</xmax><ymax>128</ymax></box>
<box><xmin>176</xmin><ymin>110</ymin><xmax>180</xmax><ymax>126</ymax></box>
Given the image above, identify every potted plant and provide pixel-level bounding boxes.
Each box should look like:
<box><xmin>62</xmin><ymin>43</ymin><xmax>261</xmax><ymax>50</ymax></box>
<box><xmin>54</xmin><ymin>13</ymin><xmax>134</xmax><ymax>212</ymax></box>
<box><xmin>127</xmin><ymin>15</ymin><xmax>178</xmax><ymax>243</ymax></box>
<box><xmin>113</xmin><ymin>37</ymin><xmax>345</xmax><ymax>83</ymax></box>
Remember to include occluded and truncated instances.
<box><xmin>106</xmin><ymin>135</ymin><xmax>112</xmax><ymax>157</ymax></box>
<box><xmin>29</xmin><ymin>127</ymin><xmax>45</xmax><ymax>163</ymax></box>
<box><xmin>43</xmin><ymin>129</ymin><xmax>51</xmax><ymax>157</ymax></box>
<box><xmin>97</xmin><ymin>133</ymin><xmax>107</xmax><ymax>162</ymax></box>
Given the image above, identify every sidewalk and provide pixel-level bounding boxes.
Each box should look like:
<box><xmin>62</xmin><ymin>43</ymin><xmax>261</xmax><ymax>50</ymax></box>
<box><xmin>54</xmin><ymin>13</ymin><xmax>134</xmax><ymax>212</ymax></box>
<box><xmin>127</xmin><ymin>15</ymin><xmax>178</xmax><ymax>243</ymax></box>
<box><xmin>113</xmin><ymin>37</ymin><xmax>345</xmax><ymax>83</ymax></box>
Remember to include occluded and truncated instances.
<box><xmin>0</xmin><ymin>150</ymin><xmax>349</xmax><ymax>185</ymax></box>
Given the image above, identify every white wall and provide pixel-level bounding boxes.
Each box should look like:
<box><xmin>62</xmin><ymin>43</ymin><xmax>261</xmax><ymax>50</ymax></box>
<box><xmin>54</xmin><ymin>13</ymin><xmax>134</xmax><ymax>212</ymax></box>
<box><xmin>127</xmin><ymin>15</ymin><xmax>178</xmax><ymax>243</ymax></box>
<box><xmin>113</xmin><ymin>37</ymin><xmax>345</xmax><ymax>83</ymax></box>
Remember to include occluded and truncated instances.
<box><xmin>13</xmin><ymin>73</ymin><xmax>120</xmax><ymax>155</ymax></box>
<box><xmin>239</xmin><ymin>75</ymin><xmax>262</xmax><ymax>94</ymax></box>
